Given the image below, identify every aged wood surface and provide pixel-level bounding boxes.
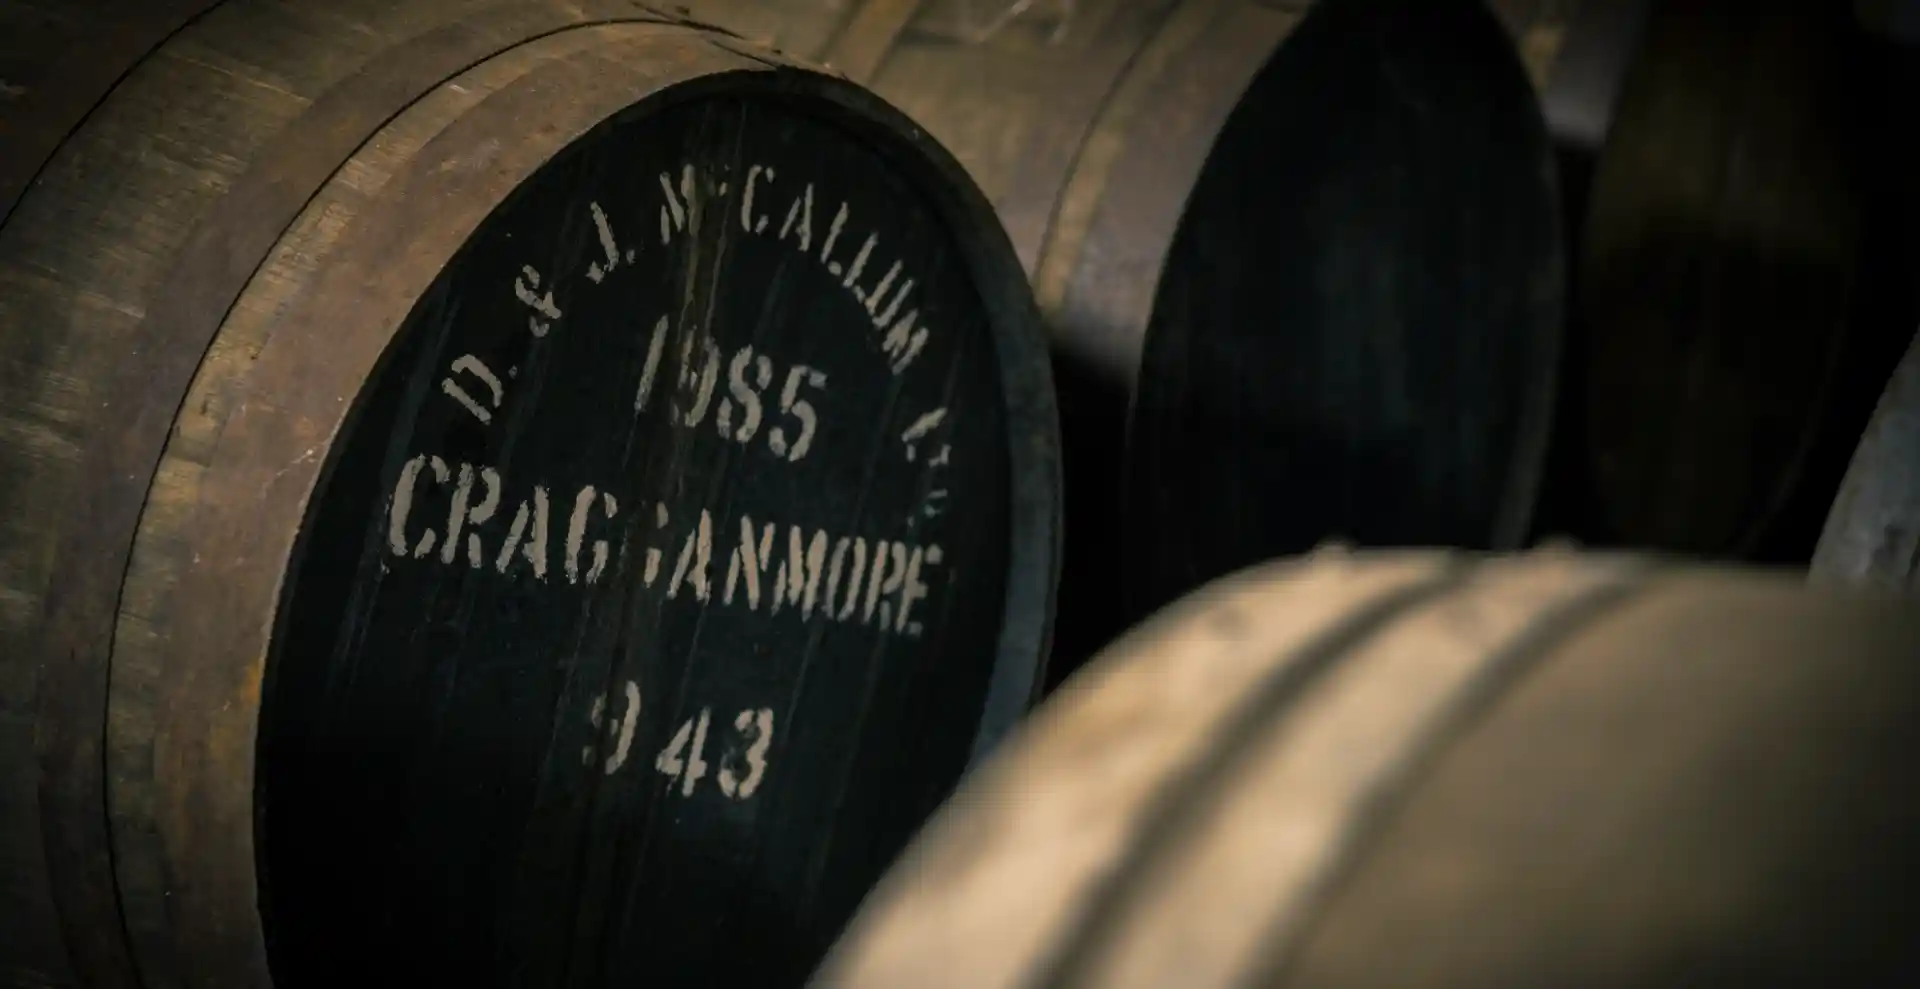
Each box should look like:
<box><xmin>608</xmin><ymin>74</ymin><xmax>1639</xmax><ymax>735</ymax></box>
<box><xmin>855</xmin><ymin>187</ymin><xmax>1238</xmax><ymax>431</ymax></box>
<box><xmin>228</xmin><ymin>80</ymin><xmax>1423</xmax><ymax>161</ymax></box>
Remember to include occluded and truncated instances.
<box><xmin>0</xmin><ymin>0</ymin><xmax>228</xmax><ymax>227</ymax></box>
<box><xmin>1</xmin><ymin>3</ymin><xmax>1057</xmax><ymax>987</ymax></box>
<box><xmin>814</xmin><ymin>548</ymin><xmax>1920</xmax><ymax>989</ymax></box>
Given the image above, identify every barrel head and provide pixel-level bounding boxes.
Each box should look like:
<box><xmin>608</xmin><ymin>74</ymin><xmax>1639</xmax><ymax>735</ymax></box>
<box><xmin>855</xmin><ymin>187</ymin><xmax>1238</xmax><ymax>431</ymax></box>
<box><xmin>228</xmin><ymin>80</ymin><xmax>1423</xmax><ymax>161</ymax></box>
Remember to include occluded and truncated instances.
<box><xmin>1121</xmin><ymin>0</ymin><xmax>1562</xmax><ymax>617</ymax></box>
<box><xmin>1574</xmin><ymin>0</ymin><xmax>1866</xmax><ymax>556</ymax></box>
<box><xmin>257</xmin><ymin>87</ymin><xmax>1035</xmax><ymax>988</ymax></box>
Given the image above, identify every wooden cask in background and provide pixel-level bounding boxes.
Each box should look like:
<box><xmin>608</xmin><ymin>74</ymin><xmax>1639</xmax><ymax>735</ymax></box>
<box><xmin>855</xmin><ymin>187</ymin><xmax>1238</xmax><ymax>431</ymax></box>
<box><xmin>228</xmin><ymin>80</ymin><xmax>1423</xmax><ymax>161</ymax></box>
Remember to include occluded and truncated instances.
<box><xmin>1809</xmin><ymin>5</ymin><xmax>1920</xmax><ymax>586</ymax></box>
<box><xmin>814</xmin><ymin>548</ymin><xmax>1920</xmax><ymax>989</ymax></box>
<box><xmin>0</xmin><ymin>3</ymin><xmax>1058</xmax><ymax>987</ymax></box>
<box><xmin>693</xmin><ymin>0</ymin><xmax>1566</xmax><ymax>672</ymax></box>
<box><xmin>1531</xmin><ymin>0</ymin><xmax>1913</xmax><ymax>564</ymax></box>
<box><xmin>694</xmin><ymin>0</ymin><xmax>1912</xmax><ymax>655</ymax></box>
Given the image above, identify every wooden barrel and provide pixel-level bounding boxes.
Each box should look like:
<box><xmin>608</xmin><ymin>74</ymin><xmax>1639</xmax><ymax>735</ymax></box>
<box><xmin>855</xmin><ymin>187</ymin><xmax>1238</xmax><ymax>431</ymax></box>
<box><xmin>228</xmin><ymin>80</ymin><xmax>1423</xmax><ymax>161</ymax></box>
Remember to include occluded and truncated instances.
<box><xmin>0</xmin><ymin>4</ymin><xmax>1059</xmax><ymax>987</ymax></box>
<box><xmin>1812</xmin><ymin>327</ymin><xmax>1920</xmax><ymax>588</ymax></box>
<box><xmin>1542</xmin><ymin>0</ymin><xmax>1893</xmax><ymax>560</ymax></box>
<box><xmin>813</xmin><ymin>548</ymin><xmax>1920</xmax><ymax>989</ymax></box>
<box><xmin>689</xmin><ymin>0</ymin><xmax>1565</xmax><ymax>667</ymax></box>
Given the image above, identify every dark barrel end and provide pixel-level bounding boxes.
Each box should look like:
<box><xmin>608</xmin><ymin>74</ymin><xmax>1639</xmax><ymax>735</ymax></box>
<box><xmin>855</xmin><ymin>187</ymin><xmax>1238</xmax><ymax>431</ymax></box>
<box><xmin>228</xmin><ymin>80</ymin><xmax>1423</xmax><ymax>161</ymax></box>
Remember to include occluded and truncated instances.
<box><xmin>1575</xmin><ymin>0</ymin><xmax>1872</xmax><ymax>557</ymax></box>
<box><xmin>252</xmin><ymin>68</ymin><xmax>1056</xmax><ymax>989</ymax></box>
<box><xmin>1122</xmin><ymin>0</ymin><xmax>1563</xmax><ymax>618</ymax></box>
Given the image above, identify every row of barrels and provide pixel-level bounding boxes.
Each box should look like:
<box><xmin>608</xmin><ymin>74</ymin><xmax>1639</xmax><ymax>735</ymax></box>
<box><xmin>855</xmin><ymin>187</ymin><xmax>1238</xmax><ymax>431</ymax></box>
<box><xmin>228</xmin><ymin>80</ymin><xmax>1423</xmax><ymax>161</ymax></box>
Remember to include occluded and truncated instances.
<box><xmin>0</xmin><ymin>0</ymin><xmax>1913</xmax><ymax>987</ymax></box>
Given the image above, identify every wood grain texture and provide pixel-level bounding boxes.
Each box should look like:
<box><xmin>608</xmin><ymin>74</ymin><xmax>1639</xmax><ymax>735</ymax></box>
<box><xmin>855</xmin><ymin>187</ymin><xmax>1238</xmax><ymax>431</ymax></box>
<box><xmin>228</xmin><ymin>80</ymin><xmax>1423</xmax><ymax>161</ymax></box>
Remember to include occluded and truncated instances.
<box><xmin>0</xmin><ymin>0</ymin><xmax>229</xmax><ymax>228</ymax></box>
<box><xmin>813</xmin><ymin>548</ymin><xmax>1920</xmax><ymax>989</ymax></box>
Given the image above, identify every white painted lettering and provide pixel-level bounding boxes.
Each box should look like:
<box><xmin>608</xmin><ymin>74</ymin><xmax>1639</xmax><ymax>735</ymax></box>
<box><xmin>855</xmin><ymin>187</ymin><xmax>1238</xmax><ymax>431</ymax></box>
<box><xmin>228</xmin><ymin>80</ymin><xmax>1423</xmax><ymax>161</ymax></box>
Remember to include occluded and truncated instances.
<box><xmin>584</xmin><ymin>680</ymin><xmax>641</xmax><ymax>775</ymax></box>
<box><xmin>901</xmin><ymin>408</ymin><xmax>947</xmax><ymax>461</ymax></box>
<box><xmin>656</xmin><ymin>708</ymin><xmax>713</xmax><ymax>796</ymax></box>
<box><xmin>387</xmin><ymin>454</ymin><xmax>449</xmax><ymax>559</ymax></box>
<box><xmin>634</xmin><ymin>313</ymin><xmax>668</xmax><ymax>413</ymax></box>
<box><xmin>644</xmin><ymin>502</ymin><xmax>669</xmax><ymax>587</ymax></box>
<box><xmin>495</xmin><ymin>485</ymin><xmax>550</xmax><ymax>580</ymax></box>
<box><xmin>668</xmin><ymin>509</ymin><xmax>714</xmax><ymax>602</ymax></box>
<box><xmin>719</xmin><ymin>708</ymin><xmax>774</xmax><ymax>799</ymax></box>
<box><xmin>442</xmin><ymin>463</ymin><xmax>501</xmax><ymax>567</ymax></box>
<box><xmin>659</xmin><ymin>167</ymin><xmax>690</xmax><ymax>243</ymax></box>
<box><xmin>820</xmin><ymin>201</ymin><xmax>850</xmax><ymax>274</ymax></box>
<box><xmin>718</xmin><ymin>346</ymin><xmax>771</xmax><ymax>443</ymax></box>
<box><xmin>863</xmin><ymin>540</ymin><xmax>908</xmax><ymax>629</ymax></box>
<box><xmin>841</xmin><ymin>233</ymin><xmax>877</xmax><ymax>291</ymax></box>
<box><xmin>779</xmin><ymin>182</ymin><xmax>814</xmax><ymax>250</ymax></box>
<box><xmin>741</xmin><ymin>164</ymin><xmax>774</xmax><ymax>234</ymax></box>
<box><xmin>586</xmin><ymin>200</ymin><xmax>630</xmax><ymax>283</ymax></box>
<box><xmin>874</xmin><ymin>275</ymin><xmax>913</xmax><ymax>329</ymax></box>
<box><xmin>768</xmin><ymin>365</ymin><xmax>826</xmax><ymax>462</ymax></box>
<box><xmin>724</xmin><ymin>515</ymin><xmax>776</xmax><ymax>610</ymax></box>
<box><xmin>862</xmin><ymin>260</ymin><xmax>902</xmax><ymax>316</ymax></box>
<box><xmin>827</xmin><ymin>535</ymin><xmax>868</xmax><ymax>622</ymax></box>
<box><xmin>388</xmin><ymin>456</ymin><xmax>944</xmax><ymax>634</ymax></box>
<box><xmin>882</xmin><ymin>308</ymin><xmax>930</xmax><ymax>374</ymax></box>
<box><xmin>775</xmin><ymin>526</ymin><xmax>829</xmax><ymax>619</ymax></box>
<box><xmin>514</xmin><ymin>265</ymin><xmax>562</xmax><ymax>337</ymax></box>
<box><xmin>595</xmin><ymin>689</ymin><xmax>773</xmax><ymax>801</ymax></box>
<box><xmin>565</xmin><ymin>485</ymin><xmax>618</xmax><ymax>585</ymax></box>
<box><xmin>673</xmin><ymin>329</ymin><xmax>722</xmax><ymax>430</ymax></box>
<box><xmin>897</xmin><ymin>545</ymin><xmax>942</xmax><ymax>635</ymax></box>
<box><xmin>442</xmin><ymin>354</ymin><xmax>504</xmax><ymax>424</ymax></box>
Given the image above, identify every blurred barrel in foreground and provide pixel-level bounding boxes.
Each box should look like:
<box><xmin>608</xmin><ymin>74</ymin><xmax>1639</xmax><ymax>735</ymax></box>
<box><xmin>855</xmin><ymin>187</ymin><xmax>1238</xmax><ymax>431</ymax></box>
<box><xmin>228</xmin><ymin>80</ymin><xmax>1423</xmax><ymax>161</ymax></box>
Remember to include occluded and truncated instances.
<box><xmin>0</xmin><ymin>4</ymin><xmax>1058</xmax><ymax>988</ymax></box>
<box><xmin>700</xmin><ymin>0</ymin><xmax>1565</xmax><ymax>668</ymax></box>
<box><xmin>815</xmin><ymin>548</ymin><xmax>1920</xmax><ymax>989</ymax></box>
<box><xmin>1812</xmin><ymin>328</ymin><xmax>1920</xmax><ymax>588</ymax></box>
<box><xmin>1538</xmin><ymin>0</ymin><xmax>1907</xmax><ymax>561</ymax></box>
